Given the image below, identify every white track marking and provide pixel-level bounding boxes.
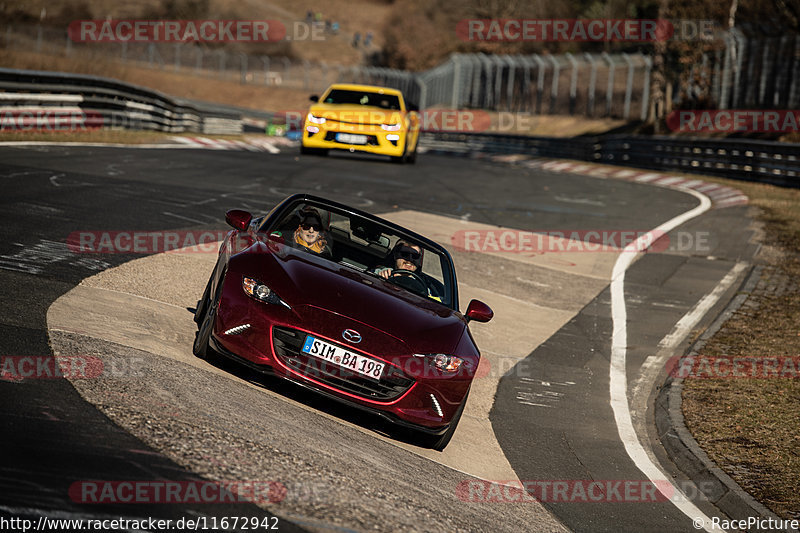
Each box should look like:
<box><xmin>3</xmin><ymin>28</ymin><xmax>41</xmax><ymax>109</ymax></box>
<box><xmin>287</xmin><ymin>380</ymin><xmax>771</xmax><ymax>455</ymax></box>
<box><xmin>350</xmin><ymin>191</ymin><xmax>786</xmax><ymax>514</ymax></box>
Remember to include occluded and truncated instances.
<box><xmin>632</xmin><ymin>261</ymin><xmax>748</xmax><ymax>403</ymax></box>
<box><xmin>609</xmin><ymin>187</ymin><xmax>725</xmax><ymax>532</ymax></box>
<box><xmin>162</xmin><ymin>211</ymin><xmax>206</xmax><ymax>225</ymax></box>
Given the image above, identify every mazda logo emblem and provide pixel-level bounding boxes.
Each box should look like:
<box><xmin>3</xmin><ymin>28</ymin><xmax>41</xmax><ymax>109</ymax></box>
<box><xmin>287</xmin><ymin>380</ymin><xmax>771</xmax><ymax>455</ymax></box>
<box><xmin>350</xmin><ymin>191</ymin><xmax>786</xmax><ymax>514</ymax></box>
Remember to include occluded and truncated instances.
<box><xmin>342</xmin><ymin>329</ymin><xmax>362</xmax><ymax>343</ymax></box>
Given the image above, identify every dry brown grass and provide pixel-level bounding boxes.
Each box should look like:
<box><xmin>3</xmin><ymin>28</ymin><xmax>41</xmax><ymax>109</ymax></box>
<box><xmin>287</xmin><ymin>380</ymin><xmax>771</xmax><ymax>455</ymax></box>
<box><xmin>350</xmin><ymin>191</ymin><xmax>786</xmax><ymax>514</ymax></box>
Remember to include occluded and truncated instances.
<box><xmin>681</xmin><ymin>177</ymin><xmax>800</xmax><ymax>520</ymax></box>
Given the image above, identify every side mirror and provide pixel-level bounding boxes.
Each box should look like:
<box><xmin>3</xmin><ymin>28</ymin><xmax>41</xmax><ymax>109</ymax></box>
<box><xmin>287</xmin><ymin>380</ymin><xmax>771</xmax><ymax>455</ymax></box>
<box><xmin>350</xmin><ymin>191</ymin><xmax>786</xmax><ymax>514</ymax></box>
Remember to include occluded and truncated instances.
<box><xmin>309</xmin><ymin>95</ymin><xmax>319</xmax><ymax>102</ymax></box>
<box><xmin>465</xmin><ymin>299</ymin><xmax>493</xmax><ymax>323</ymax></box>
<box><xmin>225</xmin><ymin>209</ymin><xmax>252</xmax><ymax>231</ymax></box>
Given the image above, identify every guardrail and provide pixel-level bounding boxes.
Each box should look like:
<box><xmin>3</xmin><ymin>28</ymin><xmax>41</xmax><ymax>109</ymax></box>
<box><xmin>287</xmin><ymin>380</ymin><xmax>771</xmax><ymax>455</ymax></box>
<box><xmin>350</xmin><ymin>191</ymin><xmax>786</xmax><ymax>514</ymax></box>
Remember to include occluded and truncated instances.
<box><xmin>0</xmin><ymin>68</ymin><xmax>243</xmax><ymax>135</ymax></box>
<box><xmin>421</xmin><ymin>131</ymin><xmax>800</xmax><ymax>188</ymax></box>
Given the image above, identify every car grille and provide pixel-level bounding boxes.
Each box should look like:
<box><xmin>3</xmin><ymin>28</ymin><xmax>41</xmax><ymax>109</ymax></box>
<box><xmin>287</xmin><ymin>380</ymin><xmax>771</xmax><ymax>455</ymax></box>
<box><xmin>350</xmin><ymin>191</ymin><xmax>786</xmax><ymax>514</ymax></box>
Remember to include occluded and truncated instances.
<box><xmin>272</xmin><ymin>326</ymin><xmax>414</xmax><ymax>401</ymax></box>
<box><xmin>323</xmin><ymin>132</ymin><xmax>380</xmax><ymax>146</ymax></box>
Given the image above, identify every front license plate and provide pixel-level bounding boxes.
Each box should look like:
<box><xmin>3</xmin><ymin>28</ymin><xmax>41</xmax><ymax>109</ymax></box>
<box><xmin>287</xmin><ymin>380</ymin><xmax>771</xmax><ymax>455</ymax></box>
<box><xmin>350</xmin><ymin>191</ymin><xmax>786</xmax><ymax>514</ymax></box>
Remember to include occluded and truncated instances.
<box><xmin>302</xmin><ymin>335</ymin><xmax>384</xmax><ymax>380</ymax></box>
<box><xmin>336</xmin><ymin>133</ymin><xmax>367</xmax><ymax>144</ymax></box>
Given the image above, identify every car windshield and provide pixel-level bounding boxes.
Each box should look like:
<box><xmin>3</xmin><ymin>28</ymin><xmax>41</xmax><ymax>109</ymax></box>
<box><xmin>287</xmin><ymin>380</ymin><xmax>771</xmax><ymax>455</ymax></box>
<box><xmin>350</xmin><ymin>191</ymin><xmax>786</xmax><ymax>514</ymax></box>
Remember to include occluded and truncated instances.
<box><xmin>259</xmin><ymin>200</ymin><xmax>455</xmax><ymax>309</ymax></box>
<box><xmin>323</xmin><ymin>89</ymin><xmax>401</xmax><ymax>110</ymax></box>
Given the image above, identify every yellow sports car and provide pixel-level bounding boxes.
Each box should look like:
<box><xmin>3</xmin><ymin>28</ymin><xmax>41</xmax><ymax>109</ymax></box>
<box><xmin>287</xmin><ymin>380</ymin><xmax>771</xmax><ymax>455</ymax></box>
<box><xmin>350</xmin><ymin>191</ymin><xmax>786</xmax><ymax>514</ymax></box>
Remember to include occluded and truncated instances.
<box><xmin>301</xmin><ymin>83</ymin><xmax>420</xmax><ymax>164</ymax></box>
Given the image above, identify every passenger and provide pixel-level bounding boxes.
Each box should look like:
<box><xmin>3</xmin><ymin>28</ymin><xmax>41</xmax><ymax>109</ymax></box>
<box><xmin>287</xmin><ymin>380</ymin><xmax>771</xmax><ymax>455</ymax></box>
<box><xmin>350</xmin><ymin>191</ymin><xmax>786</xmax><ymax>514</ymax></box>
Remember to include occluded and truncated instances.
<box><xmin>292</xmin><ymin>207</ymin><xmax>331</xmax><ymax>256</ymax></box>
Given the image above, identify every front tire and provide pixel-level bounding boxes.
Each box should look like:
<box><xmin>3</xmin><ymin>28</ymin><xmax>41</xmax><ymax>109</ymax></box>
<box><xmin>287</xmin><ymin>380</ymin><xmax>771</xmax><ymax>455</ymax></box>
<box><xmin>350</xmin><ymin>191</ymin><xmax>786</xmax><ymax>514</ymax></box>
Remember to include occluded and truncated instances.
<box><xmin>193</xmin><ymin>271</ymin><xmax>224</xmax><ymax>359</ymax></box>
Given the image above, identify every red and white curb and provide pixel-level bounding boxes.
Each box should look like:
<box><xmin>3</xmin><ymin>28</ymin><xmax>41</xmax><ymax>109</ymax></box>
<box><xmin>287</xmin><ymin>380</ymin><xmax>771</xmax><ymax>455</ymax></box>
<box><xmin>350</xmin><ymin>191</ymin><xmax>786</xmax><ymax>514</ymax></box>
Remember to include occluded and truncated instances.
<box><xmin>523</xmin><ymin>159</ymin><xmax>749</xmax><ymax>209</ymax></box>
<box><xmin>170</xmin><ymin>136</ymin><xmax>297</xmax><ymax>153</ymax></box>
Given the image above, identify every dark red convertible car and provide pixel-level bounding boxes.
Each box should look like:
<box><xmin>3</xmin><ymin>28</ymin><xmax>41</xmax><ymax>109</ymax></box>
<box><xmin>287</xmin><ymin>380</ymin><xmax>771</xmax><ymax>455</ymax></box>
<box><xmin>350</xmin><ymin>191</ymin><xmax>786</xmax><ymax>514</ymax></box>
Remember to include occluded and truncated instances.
<box><xmin>193</xmin><ymin>194</ymin><xmax>493</xmax><ymax>450</ymax></box>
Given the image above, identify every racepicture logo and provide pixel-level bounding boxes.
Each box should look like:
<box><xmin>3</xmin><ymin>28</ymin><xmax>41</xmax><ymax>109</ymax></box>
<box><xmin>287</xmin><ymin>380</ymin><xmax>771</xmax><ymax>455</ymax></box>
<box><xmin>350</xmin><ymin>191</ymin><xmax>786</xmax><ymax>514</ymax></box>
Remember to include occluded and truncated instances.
<box><xmin>68</xmin><ymin>20</ymin><xmax>286</xmax><ymax>43</ymax></box>
<box><xmin>70</xmin><ymin>480</ymin><xmax>286</xmax><ymax>504</ymax></box>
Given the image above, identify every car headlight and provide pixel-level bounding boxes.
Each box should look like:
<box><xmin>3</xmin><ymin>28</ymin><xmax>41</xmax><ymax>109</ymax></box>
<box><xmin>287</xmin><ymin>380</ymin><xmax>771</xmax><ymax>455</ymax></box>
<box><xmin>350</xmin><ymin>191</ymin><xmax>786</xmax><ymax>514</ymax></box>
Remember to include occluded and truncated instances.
<box><xmin>307</xmin><ymin>113</ymin><xmax>326</xmax><ymax>124</ymax></box>
<box><xmin>417</xmin><ymin>353</ymin><xmax>465</xmax><ymax>373</ymax></box>
<box><xmin>381</xmin><ymin>122</ymin><xmax>401</xmax><ymax>131</ymax></box>
<box><xmin>242</xmin><ymin>277</ymin><xmax>290</xmax><ymax>308</ymax></box>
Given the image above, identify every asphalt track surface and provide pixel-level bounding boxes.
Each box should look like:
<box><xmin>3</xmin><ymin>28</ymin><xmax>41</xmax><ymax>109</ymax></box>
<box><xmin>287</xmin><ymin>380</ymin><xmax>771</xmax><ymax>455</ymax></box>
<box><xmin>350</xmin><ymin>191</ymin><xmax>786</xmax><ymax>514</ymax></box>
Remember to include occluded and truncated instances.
<box><xmin>0</xmin><ymin>145</ymin><xmax>759</xmax><ymax>531</ymax></box>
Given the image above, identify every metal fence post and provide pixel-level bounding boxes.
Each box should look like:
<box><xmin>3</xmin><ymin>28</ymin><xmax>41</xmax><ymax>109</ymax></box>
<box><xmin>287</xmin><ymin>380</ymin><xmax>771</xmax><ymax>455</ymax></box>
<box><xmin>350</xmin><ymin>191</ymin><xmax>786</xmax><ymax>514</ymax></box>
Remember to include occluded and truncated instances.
<box><xmin>492</xmin><ymin>56</ymin><xmax>504</xmax><ymax>111</ymax></box>
<box><xmin>566</xmin><ymin>53</ymin><xmax>578</xmax><ymax>115</ymax></box>
<box><xmin>731</xmin><ymin>28</ymin><xmax>745</xmax><ymax>108</ymax></box>
<box><xmin>758</xmin><ymin>39</ymin><xmax>771</xmax><ymax>106</ymax></box>
<box><xmin>585</xmin><ymin>53</ymin><xmax>597</xmax><ymax>117</ymax></box>
<box><xmin>641</xmin><ymin>54</ymin><xmax>652</xmax><ymax>121</ymax></box>
<box><xmin>261</xmin><ymin>56</ymin><xmax>270</xmax><ymax>85</ymax></box>
<box><xmin>195</xmin><ymin>47</ymin><xmax>203</xmax><ymax>74</ymax></box>
<box><xmin>789</xmin><ymin>36</ymin><xmax>800</xmax><ymax>108</ymax></box>
<box><xmin>533</xmin><ymin>54</ymin><xmax>545</xmax><ymax>114</ymax></box>
<box><xmin>602</xmin><ymin>52</ymin><xmax>615</xmax><ymax>117</ymax></box>
<box><xmin>719</xmin><ymin>33</ymin><xmax>734</xmax><ymax>109</ymax></box>
<box><xmin>470</xmin><ymin>55</ymin><xmax>482</xmax><ymax>108</ymax></box>
<box><xmin>282</xmin><ymin>57</ymin><xmax>291</xmax><ymax>84</ymax></box>
<box><xmin>548</xmin><ymin>55</ymin><xmax>559</xmax><ymax>114</ymax></box>
<box><xmin>240</xmin><ymin>53</ymin><xmax>248</xmax><ymax>84</ymax></box>
<box><xmin>505</xmin><ymin>56</ymin><xmax>516</xmax><ymax>111</ymax></box>
<box><xmin>774</xmin><ymin>35</ymin><xmax>790</xmax><ymax>107</ymax></box>
<box><xmin>174</xmin><ymin>43</ymin><xmax>182</xmax><ymax>72</ymax></box>
<box><xmin>217</xmin><ymin>50</ymin><xmax>227</xmax><ymax>79</ymax></box>
<box><xmin>622</xmin><ymin>53</ymin><xmax>634</xmax><ymax>120</ymax></box>
<box><xmin>451</xmin><ymin>54</ymin><xmax>461</xmax><ymax>108</ymax></box>
<box><xmin>416</xmin><ymin>76</ymin><xmax>427</xmax><ymax>110</ymax></box>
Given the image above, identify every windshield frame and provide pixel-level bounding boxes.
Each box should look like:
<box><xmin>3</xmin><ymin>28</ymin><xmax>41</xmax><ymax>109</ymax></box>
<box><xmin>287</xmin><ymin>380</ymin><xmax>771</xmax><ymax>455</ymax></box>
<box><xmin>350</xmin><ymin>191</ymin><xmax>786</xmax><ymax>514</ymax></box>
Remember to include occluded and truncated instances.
<box><xmin>257</xmin><ymin>195</ymin><xmax>458</xmax><ymax>311</ymax></box>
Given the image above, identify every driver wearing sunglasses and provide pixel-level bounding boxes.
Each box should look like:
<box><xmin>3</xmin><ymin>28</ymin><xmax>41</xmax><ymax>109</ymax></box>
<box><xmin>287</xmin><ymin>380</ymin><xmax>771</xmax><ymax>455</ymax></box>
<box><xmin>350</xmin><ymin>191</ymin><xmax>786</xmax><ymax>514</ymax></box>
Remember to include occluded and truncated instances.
<box><xmin>375</xmin><ymin>241</ymin><xmax>441</xmax><ymax>302</ymax></box>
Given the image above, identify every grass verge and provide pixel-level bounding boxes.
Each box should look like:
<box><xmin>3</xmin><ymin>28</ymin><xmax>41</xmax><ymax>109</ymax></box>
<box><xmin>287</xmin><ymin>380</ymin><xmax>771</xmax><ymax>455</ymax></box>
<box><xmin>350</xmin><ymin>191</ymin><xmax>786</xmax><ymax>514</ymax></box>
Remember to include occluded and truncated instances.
<box><xmin>681</xmin><ymin>177</ymin><xmax>800</xmax><ymax>520</ymax></box>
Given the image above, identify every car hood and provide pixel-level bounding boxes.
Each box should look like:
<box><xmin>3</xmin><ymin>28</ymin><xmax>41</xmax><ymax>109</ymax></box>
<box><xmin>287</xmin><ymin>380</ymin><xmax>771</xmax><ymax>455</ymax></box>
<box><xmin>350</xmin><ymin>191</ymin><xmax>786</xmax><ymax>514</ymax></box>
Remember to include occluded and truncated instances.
<box><xmin>245</xmin><ymin>244</ymin><xmax>464</xmax><ymax>356</ymax></box>
<box><xmin>308</xmin><ymin>104</ymin><xmax>404</xmax><ymax>125</ymax></box>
